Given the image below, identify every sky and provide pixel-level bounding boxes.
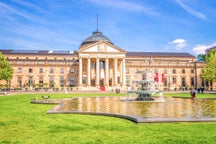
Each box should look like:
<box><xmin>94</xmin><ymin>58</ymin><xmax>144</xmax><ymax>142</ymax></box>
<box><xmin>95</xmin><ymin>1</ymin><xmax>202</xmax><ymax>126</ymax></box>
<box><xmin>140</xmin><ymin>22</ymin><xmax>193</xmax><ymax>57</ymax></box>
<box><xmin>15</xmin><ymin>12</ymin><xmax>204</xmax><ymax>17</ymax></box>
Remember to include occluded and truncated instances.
<box><xmin>0</xmin><ymin>0</ymin><xmax>216</xmax><ymax>56</ymax></box>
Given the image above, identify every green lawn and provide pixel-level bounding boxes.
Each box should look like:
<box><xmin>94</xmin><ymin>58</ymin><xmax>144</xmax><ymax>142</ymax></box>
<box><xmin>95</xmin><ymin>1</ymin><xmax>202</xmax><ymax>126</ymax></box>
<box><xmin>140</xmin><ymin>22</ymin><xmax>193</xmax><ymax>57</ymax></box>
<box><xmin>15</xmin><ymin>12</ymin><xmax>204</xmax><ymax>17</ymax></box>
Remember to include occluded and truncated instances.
<box><xmin>0</xmin><ymin>93</ymin><xmax>216</xmax><ymax>144</ymax></box>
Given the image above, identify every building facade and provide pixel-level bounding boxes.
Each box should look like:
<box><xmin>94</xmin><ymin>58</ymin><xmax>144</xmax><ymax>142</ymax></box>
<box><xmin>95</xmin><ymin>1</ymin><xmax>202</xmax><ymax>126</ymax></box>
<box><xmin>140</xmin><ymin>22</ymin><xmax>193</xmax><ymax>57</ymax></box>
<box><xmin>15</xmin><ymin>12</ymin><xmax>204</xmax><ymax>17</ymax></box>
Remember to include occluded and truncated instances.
<box><xmin>0</xmin><ymin>31</ymin><xmax>214</xmax><ymax>91</ymax></box>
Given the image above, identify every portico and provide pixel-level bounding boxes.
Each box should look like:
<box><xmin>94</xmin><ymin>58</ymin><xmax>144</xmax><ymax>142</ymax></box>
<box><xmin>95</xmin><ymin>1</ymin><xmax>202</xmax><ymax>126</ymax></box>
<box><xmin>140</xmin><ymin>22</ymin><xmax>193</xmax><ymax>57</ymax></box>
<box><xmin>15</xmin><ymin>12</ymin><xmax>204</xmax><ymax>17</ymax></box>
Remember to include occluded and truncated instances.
<box><xmin>78</xmin><ymin>56</ymin><xmax>126</xmax><ymax>88</ymax></box>
<box><xmin>78</xmin><ymin>31</ymin><xmax>126</xmax><ymax>90</ymax></box>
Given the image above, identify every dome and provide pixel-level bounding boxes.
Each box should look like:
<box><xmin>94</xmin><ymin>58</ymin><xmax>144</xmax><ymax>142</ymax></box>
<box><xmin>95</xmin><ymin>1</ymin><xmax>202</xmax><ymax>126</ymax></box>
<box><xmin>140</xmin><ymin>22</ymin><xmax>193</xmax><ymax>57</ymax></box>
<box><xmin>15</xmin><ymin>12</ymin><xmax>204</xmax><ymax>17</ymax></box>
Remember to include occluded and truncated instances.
<box><xmin>80</xmin><ymin>31</ymin><xmax>113</xmax><ymax>48</ymax></box>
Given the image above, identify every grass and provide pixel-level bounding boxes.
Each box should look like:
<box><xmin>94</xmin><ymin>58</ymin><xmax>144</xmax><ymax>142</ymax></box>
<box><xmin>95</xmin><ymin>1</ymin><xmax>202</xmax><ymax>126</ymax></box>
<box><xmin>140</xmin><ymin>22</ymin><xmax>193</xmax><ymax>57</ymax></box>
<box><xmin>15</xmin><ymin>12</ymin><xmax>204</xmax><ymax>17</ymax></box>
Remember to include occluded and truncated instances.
<box><xmin>0</xmin><ymin>92</ymin><xmax>216</xmax><ymax>144</ymax></box>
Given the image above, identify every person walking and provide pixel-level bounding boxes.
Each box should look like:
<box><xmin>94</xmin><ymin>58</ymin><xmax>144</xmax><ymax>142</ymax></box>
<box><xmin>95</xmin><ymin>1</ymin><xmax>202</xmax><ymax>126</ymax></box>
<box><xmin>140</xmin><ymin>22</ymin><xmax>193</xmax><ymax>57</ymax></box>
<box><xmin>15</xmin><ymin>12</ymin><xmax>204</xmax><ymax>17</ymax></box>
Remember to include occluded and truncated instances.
<box><xmin>190</xmin><ymin>89</ymin><xmax>196</xmax><ymax>100</ymax></box>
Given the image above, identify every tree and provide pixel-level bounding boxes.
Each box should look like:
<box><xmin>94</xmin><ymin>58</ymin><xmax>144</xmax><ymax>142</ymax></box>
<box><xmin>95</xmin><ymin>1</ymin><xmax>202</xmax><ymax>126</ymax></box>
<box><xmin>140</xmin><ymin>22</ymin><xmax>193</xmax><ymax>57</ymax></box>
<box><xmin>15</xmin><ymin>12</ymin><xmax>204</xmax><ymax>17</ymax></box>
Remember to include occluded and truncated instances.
<box><xmin>200</xmin><ymin>50</ymin><xmax>216</xmax><ymax>82</ymax></box>
<box><xmin>197</xmin><ymin>54</ymin><xmax>206</xmax><ymax>61</ymax></box>
<box><xmin>0</xmin><ymin>52</ymin><xmax>14</xmax><ymax>83</ymax></box>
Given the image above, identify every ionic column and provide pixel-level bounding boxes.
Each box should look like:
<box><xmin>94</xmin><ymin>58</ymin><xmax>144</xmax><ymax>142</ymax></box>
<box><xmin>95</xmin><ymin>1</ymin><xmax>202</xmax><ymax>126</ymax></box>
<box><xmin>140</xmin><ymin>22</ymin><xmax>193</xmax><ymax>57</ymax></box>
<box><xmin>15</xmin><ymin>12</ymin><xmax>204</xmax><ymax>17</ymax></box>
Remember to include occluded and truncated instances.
<box><xmin>96</xmin><ymin>58</ymin><xmax>100</xmax><ymax>86</ymax></box>
<box><xmin>87</xmin><ymin>58</ymin><xmax>91</xmax><ymax>86</ymax></box>
<box><xmin>122</xmin><ymin>58</ymin><xmax>126</xmax><ymax>86</ymax></box>
<box><xmin>114</xmin><ymin>58</ymin><xmax>118</xmax><ymax>86</ymax></box>
<box><xmin>105</xmin><ymin>58</ymin><xmax>109</xmax><ymax>86</ymax></box>
<box><xmin>79</xmin><ymin>57</ymin><xmax>82</xmax><ymax>86</ymax></box>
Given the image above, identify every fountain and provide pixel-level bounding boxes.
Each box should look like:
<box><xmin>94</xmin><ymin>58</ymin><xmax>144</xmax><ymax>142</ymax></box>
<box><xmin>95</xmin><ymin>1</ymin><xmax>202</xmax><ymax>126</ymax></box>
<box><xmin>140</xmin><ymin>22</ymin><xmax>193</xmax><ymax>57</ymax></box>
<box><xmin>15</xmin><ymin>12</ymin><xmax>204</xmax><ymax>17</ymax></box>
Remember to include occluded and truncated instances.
<box><xmin>127</xmin><ymin>70</ymin><xmax>164</xmax><ymax>101</ymax></box>
<box><xmin>30</xmin><ymin>69</ymin><xmax>216</xmax><ymax>123</ymax></box>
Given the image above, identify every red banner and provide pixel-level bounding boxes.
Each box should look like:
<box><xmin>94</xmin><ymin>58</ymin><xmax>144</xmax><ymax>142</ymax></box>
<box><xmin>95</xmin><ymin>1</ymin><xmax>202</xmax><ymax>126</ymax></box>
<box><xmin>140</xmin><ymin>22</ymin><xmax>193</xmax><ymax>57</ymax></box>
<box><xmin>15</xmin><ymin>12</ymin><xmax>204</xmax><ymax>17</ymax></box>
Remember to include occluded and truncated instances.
<box><xmin>162</xmin><ymin>73</ymin><xmax>164</xmax><ymax>83</ymax></box>
<box><xmin>155</xmin><ymin>73</ymin><xmax>158</xmax><ymax>82</ymax></box>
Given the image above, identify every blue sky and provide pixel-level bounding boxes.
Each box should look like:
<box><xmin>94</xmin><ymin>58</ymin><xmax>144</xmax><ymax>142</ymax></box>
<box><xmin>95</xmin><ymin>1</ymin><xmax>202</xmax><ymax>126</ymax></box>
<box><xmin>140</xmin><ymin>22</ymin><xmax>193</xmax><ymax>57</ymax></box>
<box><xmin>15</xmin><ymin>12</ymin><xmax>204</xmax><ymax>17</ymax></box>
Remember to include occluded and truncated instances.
<box><xmin>0</xmin><ymin>0</ymin><xmax>216</xmax><ymax>55</ymax></box>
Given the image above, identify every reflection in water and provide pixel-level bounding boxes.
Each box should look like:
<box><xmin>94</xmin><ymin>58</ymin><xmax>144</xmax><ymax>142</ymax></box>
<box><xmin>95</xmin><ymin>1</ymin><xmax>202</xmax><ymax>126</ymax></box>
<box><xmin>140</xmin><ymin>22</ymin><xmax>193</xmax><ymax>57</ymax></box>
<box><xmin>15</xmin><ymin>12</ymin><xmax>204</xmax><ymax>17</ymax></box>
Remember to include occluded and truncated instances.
<box><xmin>55</xmin><ymin>97</ymin><xmax>216</xmax><ymax>119</ymax></box>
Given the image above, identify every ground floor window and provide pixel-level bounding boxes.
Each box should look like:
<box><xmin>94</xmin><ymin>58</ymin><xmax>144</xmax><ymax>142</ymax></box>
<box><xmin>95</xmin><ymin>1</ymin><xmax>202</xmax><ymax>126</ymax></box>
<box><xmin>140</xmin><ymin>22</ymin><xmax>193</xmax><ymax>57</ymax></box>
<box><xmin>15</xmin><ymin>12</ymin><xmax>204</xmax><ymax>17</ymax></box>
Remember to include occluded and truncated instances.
<box><xmin>18</xmin><ymin>77</ymin><xmax>22</xmax><ymax>87</ymax></box>
<box><xmin>126</xmin><ymin>77</ymin><xmax>130</xmax><ymax>86</ymax></box>
<box><xmin>60</xmin><ymin>77</ymin><xmax>64</xmax><ymax>87</ymax></box>
<box><xmin>82</xmin><ymin>76</ymin><xmax>87</xmax><ymax>85</ymax></box>
<box><xmin>28</xmin><ymin>76</ymin><xmax>33</xmax><ymax>87</ymax></box>
<box><xmin>91</xmin><ymin>79</ymin><xmax>95</xmax><ymax>86</ymax></box>
<box><xmin>70</xmin><ymin>77</ymin><xmax>74</xmax><ymax>86</ymax></box>
<box><xmin>100</xmin><ymin>79</ymin><xmax>104</xmax><ymax>86</ymax></box>
<box><xmin>181</xmin><ymin>77</ymin><xmax>186</xmax><ymax>87</ymax></box>
<box><xmin>190</xmin><ymin>77</ymin><xmax>195</xmax><ymax>86</ymax></box>
<box><xmin>49</xmin><ymin>77</ymin><xmax>54</xmax><ymax>88</ymax></box>
<box><xmin>172</xmin><ymin>77</ymin><xmax>176</xmax><ymax>84</ymax></box>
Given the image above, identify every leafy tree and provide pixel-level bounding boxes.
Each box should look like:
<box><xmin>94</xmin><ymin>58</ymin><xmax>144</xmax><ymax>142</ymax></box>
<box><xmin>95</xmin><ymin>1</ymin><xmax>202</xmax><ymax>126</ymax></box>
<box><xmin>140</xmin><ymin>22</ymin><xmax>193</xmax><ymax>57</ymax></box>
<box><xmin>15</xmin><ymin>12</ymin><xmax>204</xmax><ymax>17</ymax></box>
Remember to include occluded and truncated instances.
<box><xmin>197</xmin><ymin>54</ymin><xmax>206</xmax><ymax>61</ymax></box>
<box><xmin>200</xmin><ymin>50</ymin><xmax>216</xmax><ymax>82</ymax></box>
<box><xmin>0</xmin><ymin>52</ymin><xmax>14</xmax><ymax>82</ymax></box>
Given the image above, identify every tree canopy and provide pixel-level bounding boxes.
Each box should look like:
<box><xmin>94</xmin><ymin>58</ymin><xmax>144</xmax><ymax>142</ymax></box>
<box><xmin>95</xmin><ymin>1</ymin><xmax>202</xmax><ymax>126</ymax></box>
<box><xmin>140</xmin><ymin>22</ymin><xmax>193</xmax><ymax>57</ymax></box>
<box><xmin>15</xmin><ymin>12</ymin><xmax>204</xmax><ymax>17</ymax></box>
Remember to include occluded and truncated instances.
<box><xmin>0</xmin><ymin>52</ymin><xmax>14</xmax><ymax>82</ymax></box>
<box><xmin>197</xmin><ymin>54</ymin><xmax>206</xmax><ymax>61</ymax></box>
<box><xmin>200</xmin><ymin>50</ymin><xmax>216</xmax><ymax>82</ymax></box>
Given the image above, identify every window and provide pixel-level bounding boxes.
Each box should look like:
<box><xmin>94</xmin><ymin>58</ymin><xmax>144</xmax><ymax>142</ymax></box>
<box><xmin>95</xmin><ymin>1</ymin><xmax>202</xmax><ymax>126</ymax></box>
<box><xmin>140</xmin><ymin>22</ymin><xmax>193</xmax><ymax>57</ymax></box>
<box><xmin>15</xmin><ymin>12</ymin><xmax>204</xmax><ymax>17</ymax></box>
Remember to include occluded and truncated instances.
<box><xmin>49</xmin><ymin>77</ymin><xmax>54</xmax><ymax>88</ymax></box>
<box><xmin>126</xmin><ymin>77</ymin><xmax>130</xmax><ymax>86</ymax></box>
<box><xmin>70</xmin><ymin>69</ymin><xmax>75</xmax><ymax>73</ymax></box>
<box><xmin>28</xmin><ymin>76</ymin><xmax>33</xmax><ymax>86</ymax></box>
<box><xmin>172</xmin><ymin>77</ymin><xmax>176</xmax><ymax>84</ymax></box>
<box><xmin>50</xmin><ymin>68</ymin><xmax>54</xmax><ymax>73</ymax></box>
<box><xmin>39</xmin><ymin>68</ymin><xmax>43</xmax><ymax>73</ymax></box>
<box><xmin>17</xmin><ymin>77</ymin><xmax>22</xmax><ymax>87</ymax></box>
<box><xmin>191</xmin><ymin>77</ymin><xmax>195</xmax><ymax>86</ymax></box>
<box><xmin>99</xmin><ymin>61</ymin><xmax>105</xmax><ymax>69</ymax></box>
<box><xmin>163</xmin><ymin>69</ymin><xmax>167</xmax><ymax>74</ymax></box>
<box><xmin>29</xmin><ymin>68</ymin><xmax>33</xmax><ymax>73</ymax></box>
<box><xmin>181</xmin><ymin>77</ymin><xmax>186</xmax><ymax>87</ymax></box>
<box><xmin>191</xmin><ymin>69</ymin><xmax>194</xmax><ymax>74</ymax></box>
<box><xmin>180</xmin><ymin>62</ymin><xmax>186</xmax><ymax>66</ymax></box>
<box><xmin>27</xmin><ymin>61</ymin><xmax>34</xmax><ymax>64</ymax></box>
<box><xmin>60</xmin><ymin>77</ymin><xmax>64</xmax><ymax>87</ymax></box>
<box><xmin>39</xmin><ymin>77</ymin><xmax>43</xmax><ymax>84</ymax></box>
<box><xmin>170</xmin><ymin>63</ymin><xmax>177</xmax><ymax>66</ymax></box>
<box><xmin>17</xmin><ymin>68</ymin><xmax>22</xmax><ymax>73</ymax></box>
<box><xmin>172</xmin><ymin>69</ymin><xmax>176</xmax><ymax>74</ymax></box>
<box><xmin>49</xmin><ymin>61</ymin><xmax>55</xmax><ymax>65</ymax></box>
<box><xmin>182</xmin><ymin>69</ymin><xmax>185</xmax><ymax>74</ymax></box>
<box><xmin>91</xmin><ymin>62</ymin><xmax>96</xmax><ymax>69</ymax></box>
<box><xmin>60</xmin><ymin>68</ymin><xmax>64</xmax><ymax>74</ymax></box>
<box><xmin>70</xmin><ymin>77</ymin><xmax>75</xmax><ymax>86</ymax></box>
<box><xmin>38</xmin><ymin>61</ymin><xmax>45</xmax><ymax>64</ymax></box>
<box><xmin>82</xmin><ymin>76</ymin><xmax>87</xmax><ymax>84</ymax></box>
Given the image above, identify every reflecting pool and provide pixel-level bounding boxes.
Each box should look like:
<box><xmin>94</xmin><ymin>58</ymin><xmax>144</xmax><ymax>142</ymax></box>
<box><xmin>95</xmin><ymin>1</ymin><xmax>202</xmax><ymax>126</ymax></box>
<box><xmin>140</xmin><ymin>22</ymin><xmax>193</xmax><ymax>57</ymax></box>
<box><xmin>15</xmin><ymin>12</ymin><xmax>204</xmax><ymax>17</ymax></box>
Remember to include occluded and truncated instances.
<box><xmin>46</xmin><ymin>96</ymin><xmax>216</xmax><ymax>123</ymax></box>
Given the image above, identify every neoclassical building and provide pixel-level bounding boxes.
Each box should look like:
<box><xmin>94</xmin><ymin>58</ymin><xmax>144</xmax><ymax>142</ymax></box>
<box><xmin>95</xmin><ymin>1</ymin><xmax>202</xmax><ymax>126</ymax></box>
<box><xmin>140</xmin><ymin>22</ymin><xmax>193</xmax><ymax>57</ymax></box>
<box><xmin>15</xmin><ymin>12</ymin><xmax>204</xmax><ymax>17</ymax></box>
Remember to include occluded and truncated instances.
<box><xmin>0</xmin><ymin>30</ymin><xmax>214</xmax><ymax>91</ymax></box>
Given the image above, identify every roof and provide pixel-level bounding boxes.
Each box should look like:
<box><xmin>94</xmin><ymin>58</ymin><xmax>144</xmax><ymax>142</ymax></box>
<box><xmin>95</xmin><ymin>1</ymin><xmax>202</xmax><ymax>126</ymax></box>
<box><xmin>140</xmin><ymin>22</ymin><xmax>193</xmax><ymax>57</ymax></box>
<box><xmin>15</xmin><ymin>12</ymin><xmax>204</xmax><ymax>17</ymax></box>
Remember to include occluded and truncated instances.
<box><xmin>0</xmin><ymin>49</ymin><xmax>195</xmax><ymax>58</ymax></box>
<box><xmin>0</xmin><ymin>49</ymin><xmax>78</xmax><ymax>56</ymax></box>
<box><xmin>126</xmin><ymin>52</ymin><xmax>195</xmax><ymax>57</ymax></box>
<box><xmin>80</xmin><ymin>31</ymin><xmax>113</xmax><ymax>47</ymax></box>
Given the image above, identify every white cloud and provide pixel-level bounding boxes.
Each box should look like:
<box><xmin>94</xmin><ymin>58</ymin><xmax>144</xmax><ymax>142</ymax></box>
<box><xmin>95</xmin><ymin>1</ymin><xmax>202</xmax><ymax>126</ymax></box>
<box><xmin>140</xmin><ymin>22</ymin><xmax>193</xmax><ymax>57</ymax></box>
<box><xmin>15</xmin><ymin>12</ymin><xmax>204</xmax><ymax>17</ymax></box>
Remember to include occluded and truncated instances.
<box><xmin>87</xmin><ymin>0</ymin><xmax>158</xmax><ymax>15</ymax></box>
<box><xmin>169</xmin><ymin>38</ymin><xmax>186</xmax><ymax>50</ymax></box>
<box><xmin>175</xmin><ymin>0</ymin><xmax>206</xmax><ymax>20</ymax></box>
<box><xmin>192</xmin><ymin>42</ymin><xmax>216</xmax><ymax>54</ymax></box>
<box><xmin>0</xmin><ymin>2</ymin><xmax>34</xmax><ymax>21</ymax></box>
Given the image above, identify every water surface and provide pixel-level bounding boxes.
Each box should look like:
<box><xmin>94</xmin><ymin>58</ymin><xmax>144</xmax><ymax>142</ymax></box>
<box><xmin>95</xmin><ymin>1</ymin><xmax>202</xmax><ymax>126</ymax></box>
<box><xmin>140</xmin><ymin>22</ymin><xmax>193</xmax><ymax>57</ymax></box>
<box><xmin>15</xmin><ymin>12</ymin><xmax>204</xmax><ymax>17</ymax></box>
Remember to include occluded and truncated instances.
<box><xmin>48</xmin><ymin>96</ymin><xmax>216</xmax><ymax>123</ymax></box>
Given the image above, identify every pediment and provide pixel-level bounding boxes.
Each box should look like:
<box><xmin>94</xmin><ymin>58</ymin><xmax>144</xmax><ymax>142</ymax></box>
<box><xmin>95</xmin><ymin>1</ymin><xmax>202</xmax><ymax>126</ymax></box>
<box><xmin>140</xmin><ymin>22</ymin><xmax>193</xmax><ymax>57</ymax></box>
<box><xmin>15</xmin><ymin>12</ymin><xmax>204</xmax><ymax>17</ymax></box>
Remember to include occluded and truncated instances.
<box><xmin>78</xmin><ymin>41</ymin><xmax>126</xmax><ymax>54</ymax></box>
